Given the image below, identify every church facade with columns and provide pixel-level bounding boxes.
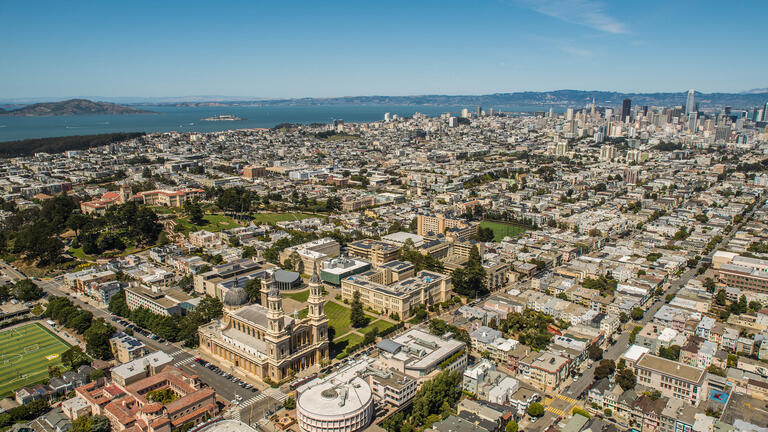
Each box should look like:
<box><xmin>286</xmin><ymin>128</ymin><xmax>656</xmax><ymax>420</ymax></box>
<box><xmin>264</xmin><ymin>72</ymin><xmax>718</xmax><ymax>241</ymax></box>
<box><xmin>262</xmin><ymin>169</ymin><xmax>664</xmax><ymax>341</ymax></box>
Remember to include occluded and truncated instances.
<box><xmin>198</xmin><ymin>268</ymin><xmax>329</xmax><ymax>383</ymax></box>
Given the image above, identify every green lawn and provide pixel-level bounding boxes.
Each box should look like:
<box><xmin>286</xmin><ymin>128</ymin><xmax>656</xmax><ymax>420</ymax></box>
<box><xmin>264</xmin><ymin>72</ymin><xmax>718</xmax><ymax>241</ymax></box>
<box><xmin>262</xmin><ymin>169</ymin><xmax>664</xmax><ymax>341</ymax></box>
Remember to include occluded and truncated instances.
<box><xmin>251</xmin><ymin>212</ymin><xmax>319</xmax><ymax>224</ymax></box>
<box><xmin>331</xmin><ymin>333</ymin><xmax>364</xmax><ymax>356</ymax></box>
<box><xmin>359</xmin><ymin>319</ymin><xmax>395</xmax><ymax>335</ymax></box>
<box><xmin>175</xmin><ymin>214</ymin><xmax>242</xmax><ymax>233</ymax></box>
<box><xmin>480</xmin><ymin>221</ymin><xmax>527</xmax><ymax>242</ymax></box>
<box><xmin>325</xmin><ymin>301</ymin><xmax>374</xmax><ymax>333</ymax></box>
<box><xmin>0</xmin><ymin>323</ymin><xmax>72</xmax><ymax>397</ymax></box>
<box><xmin>284</xmin><ymin>289</ymin><xmax>310</xmax><ymax>302</ymax></box>
<box><xmin>297</xmin><ymin>308</ymin><xmax>308</xmax><ymax>319</ymax></box>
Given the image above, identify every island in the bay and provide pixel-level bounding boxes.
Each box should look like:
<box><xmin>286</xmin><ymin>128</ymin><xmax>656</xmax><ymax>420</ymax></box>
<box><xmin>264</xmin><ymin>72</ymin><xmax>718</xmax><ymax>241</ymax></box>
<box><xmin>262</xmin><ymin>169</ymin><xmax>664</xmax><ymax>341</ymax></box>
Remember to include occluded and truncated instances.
<box><xmin>201</xmin><ymin>114</ymin><xmax>245</xmax><ymax>121</ymax></box>
<box><xmin>0</xmin><ymin>98</ymin><xmax>153</xmax><ymax>116</ymax></box>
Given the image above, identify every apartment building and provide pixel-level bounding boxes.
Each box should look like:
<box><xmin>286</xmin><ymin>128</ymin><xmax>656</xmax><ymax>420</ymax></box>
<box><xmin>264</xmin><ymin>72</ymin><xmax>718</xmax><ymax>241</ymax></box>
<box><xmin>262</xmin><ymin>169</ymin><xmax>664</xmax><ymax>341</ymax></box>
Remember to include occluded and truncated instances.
<box><xmin>109</xmin><ymin>332</ymin><xmax>148</xmax><ymax>364</ymax></box>
<box><xmin>633</xmin><ymin>353</ymin><xmax>707</xmax><ymax>406</ymax></box>
<box><xmin>416</xmin><ymin>214</ymin><xmax>478</xmax><ymax>241</ymax></box>
<box><xmin>347</xmin><ymin>239</ymin><xmax>401</xmax><ymax>265</ymax></box>
<box><xmin>124</xmin><ymin>285</ymin><xmax>193</xmax><ymax>316</ymax></box>
<box><xmin>279</xmin><ymin>237</ymin><xmax>340</xmax><ymax>274</ymax></box>
<box><xmin>518</xmin><ymin>351</ymin><xmax>570</xmax><ymax>391</ymax></box>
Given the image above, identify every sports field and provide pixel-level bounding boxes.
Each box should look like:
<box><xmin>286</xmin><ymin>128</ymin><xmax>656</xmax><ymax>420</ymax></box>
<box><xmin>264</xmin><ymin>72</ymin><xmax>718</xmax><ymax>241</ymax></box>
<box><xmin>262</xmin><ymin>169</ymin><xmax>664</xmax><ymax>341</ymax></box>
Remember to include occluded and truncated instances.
<box><xmin>480</xmin><ymin>221</ymin><xmax>528</xmax><ymax>242</ymax></box>
<box><xmin>0</xmin><ymin>323</ymin><xmax>72</xmax><ymax>397</ymax></box>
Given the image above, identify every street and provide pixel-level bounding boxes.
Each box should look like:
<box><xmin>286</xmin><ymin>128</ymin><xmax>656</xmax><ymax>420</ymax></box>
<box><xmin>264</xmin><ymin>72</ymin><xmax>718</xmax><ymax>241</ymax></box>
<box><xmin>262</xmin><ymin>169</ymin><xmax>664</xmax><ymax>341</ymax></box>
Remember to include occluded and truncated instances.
<box><xmin>565</xmin><ymin>200</ymin><xmax>760</xmax><ymax>399</ymax></box>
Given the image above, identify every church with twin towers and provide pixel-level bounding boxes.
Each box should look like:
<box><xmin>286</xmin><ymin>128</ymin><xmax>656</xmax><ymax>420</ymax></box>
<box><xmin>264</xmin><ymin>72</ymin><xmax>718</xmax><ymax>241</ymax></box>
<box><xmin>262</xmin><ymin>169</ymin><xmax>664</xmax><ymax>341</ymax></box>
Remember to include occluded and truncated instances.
<box><xmin>198</xmin><ymin>266</ymin><xmax>329</xmax><ymax>383</ymax></box>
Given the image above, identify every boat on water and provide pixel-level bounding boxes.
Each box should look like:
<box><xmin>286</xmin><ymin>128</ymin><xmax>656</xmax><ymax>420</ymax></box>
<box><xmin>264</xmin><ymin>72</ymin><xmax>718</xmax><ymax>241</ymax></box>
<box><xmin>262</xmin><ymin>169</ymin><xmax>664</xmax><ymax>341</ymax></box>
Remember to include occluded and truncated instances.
<box><xmin>201</xmin><ymin>114</ymin><xmax>245</xmax><ymax>121</ymax></box>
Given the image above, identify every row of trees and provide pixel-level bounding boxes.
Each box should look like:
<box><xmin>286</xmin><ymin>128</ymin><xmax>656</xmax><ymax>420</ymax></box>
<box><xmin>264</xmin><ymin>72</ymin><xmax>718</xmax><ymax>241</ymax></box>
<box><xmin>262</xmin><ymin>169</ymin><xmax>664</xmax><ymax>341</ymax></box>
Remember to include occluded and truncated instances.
<box><xmin>108</xmin><ymin>290</ymin><xmax>223</xmax><ymax>347</ymax></box>
<box><xmin>0</xmin><ymin>399</ymin><xmax>50</xmax><ymax>428</ymax></box>
<box><xmin>45</xmin><ymin>296</ymin><xmax>115</xmax><ymax>359</ymax></box>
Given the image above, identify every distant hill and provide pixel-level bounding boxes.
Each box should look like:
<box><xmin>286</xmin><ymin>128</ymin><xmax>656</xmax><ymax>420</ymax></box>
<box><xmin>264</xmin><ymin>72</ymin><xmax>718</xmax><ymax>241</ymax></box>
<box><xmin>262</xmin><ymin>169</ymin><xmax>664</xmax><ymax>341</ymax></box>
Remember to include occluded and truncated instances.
<box><xmin>0</xmin><ymin>99</ymin><xmax>153</xmax><ymax>116</ymax></box>
<box><xmin>140</xmin><ymin>90</ymin><xmax>768</xmax><ymax>110</ymax></box>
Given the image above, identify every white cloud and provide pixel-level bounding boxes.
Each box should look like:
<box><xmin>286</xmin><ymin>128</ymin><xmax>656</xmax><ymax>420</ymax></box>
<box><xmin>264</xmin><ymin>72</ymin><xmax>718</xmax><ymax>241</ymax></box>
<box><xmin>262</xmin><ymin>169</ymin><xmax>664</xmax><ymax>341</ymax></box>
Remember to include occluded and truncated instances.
<box><xmin>516</xmin><ymin>0</ymin><xmax>627</xmax><ymax>34</ymax></box>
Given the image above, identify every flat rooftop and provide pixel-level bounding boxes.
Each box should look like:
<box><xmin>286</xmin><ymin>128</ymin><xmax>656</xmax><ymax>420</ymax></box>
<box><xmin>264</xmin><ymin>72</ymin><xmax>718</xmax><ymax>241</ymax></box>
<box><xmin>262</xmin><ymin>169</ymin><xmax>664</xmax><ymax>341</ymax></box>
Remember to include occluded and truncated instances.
<box><xmin>635</xmin><ymin>353</ymin><xmax>704</xmax><ymax>383</ymax></box>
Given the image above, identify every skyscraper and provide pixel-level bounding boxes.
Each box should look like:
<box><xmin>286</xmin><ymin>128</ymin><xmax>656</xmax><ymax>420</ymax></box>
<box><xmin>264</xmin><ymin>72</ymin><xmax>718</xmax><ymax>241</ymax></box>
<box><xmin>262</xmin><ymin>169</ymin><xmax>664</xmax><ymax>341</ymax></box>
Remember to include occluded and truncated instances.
<box><xmin>685</xmin><ymin>89</ymin><xmax>696</xmax><ymax>115</ymax></box>
<box><xmin>688</xmin><ymin>112</ymin><xmax>698</xmax><ymax>133</ymax></box>
<box><xmin>621</xmin><ymin>98</ymin><xmax>631</xmax><ymax>122</ymax></box>
<box><xmin>476</xmin><ymin>106</ymin><xmax>482</xmax><ymax>117</ymax></box>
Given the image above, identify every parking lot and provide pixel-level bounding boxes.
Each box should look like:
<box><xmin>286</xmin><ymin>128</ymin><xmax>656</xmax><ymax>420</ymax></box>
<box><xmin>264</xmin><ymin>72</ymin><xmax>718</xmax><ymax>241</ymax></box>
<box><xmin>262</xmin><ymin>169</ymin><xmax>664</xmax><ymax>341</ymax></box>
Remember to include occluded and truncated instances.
<box><xmin>108</xmin><ymin>316</ymin><xmax>258</xmax><ymax>405</ymax></box>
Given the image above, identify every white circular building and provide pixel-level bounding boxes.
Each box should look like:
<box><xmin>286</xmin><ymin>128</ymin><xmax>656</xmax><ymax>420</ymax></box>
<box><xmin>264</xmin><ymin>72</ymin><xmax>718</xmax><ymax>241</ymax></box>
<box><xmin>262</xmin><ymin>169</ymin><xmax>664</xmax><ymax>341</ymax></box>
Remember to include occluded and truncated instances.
<box><xmin>296</xmin><ymin>370</ymin><xmax>373</xmax><ymax>432</ymax></box>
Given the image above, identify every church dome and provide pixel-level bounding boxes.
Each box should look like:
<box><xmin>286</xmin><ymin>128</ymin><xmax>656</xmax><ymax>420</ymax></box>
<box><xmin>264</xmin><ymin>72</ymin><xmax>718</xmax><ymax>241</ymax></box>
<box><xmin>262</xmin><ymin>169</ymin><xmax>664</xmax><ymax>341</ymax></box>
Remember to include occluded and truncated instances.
<box><xmin>223</xmin><ymin>286</ymin><xmax>249</xmax><ymax>307</ymax></box>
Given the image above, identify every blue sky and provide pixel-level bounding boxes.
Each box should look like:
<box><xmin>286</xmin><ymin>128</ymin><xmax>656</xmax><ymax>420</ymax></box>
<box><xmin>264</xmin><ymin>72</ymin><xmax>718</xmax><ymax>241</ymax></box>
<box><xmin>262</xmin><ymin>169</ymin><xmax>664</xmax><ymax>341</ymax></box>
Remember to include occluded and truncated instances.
<box><xmin>1</xmin><ymin>0</ymin><xmax>766</xmax><ymax>99</ymax></box>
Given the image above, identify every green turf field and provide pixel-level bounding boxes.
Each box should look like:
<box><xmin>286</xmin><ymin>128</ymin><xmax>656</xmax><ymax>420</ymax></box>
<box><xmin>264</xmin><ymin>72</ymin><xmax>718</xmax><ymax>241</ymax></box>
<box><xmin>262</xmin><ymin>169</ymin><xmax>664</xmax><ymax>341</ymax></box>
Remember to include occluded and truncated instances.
<box><xmin>0</xmin><ymin>323</ymin><xmax>72</xmax><ymax>397</ymax></box>
<box><xmin>480</xmin><ymin>221</ymin><xmax>528</xmax><ymax>242</ymax></box>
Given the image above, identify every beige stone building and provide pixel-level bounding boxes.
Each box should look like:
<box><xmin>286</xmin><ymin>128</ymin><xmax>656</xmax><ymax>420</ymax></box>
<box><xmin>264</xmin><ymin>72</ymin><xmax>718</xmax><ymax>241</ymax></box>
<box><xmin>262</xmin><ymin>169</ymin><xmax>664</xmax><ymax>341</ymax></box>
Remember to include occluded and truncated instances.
<box><xmin>198</xmin><ymin>269</ymin><xmax>329</xmax><ymax>383</ymax></box>
<box><xmin>341</xmin><ymin>267</ymin><xmax>451</xmax><ymax>318</ymax></box>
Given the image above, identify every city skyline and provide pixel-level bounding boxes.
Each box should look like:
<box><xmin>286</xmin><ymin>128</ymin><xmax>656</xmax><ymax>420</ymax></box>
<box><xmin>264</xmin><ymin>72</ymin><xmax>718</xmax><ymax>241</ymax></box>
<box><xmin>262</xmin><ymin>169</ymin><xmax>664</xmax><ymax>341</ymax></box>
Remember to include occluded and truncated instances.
<box><xmin>3</xmin><ymin>0</ymin><xmax>767</xmax><ymax>99</ymax></box>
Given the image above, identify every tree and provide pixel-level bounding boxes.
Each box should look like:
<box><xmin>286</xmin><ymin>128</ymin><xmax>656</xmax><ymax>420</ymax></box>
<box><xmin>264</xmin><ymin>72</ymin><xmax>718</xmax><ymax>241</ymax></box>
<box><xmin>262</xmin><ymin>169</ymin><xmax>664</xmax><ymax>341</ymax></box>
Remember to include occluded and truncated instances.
<box><xmin>703</xmin><ymin>278</ymin><xmax>716</xmax><ymax>293</ymax></box>
<box><xmin>631</xmin><ymin>307</ymin><xmax>644</xmax><ymax>321</ymax></box>
<box><xmin>475</xmin><ymin>227</ymin><xmax>495</xmax><ymax>242</ymax></box>
<box><xmin>14</xmin><ymin>279</ymin><xmax>44</xmax><ymax>301</ymax></box>
<box><xmin>350</xmin><ymin>290</ymin><xmax>367</xmax><ymax>327</ymax></box>
<box><xmin>527</xmin><ymin>402</ymin><xmax>544</xmax><ymax>418</ymax></box>
<box><xmin>615</xmin><ymin>368</ymin><xmax>636</xmax><ymax>391</ymax></box>
<box><xmin>452</xmin><ymin>246</ymin><xmax>486</xmax><ymax>298</ymax></box>
<box><xmin>619</xmin><ymin>312</ymin><xmax>629</xmax><ymax>323</ymax></box>
<box><xmin>283</xmin><ymin>396</ymin><xmax>296</xmax><ymax>410</ymax></box>
<box><xmin>244</xmin><ymin>278</ymin><xmax>261</xmax><ymax>303</ymax></box>
<box><xmin>588</xmin><ymin>344</ymin><xmax>603</xmax><ymax>361</ymax></box>
<box><xmin>715</xmin><ymin>289</ymin><xmax>727</xmax><ymax>306</ymax></box>
<box><xmin>505</xmin><ymin>420</ymin><xmax>518</xmax><ymax>432</ymax></box>
<box><xmin>594</xmin><ymin>359</ymin><xmax>615</xmax><ymax>380</ymax></box>
<box><xmin>108</xmin><ymin>290</ymin><xmax>131</xmax><ymax>317</ymax></box>
<box><xmin>66</xmin><ymin>213</ymin><xmax>90</xmax><ymax>240</ymax></box>
<box><xmin>90</xmin><ymin>369</ymin><xmax>106</xmax><ymax>381</ymax></box>
<box><xmin>197</xmin><ymin>296</ymin><xmax>223</xmax><ymax>321</ymax></box>
<box><xmin>185</xmin><ymin>200</ymin><xmax>205</xmax><ymax>225</ymax></box>
<box><xmin>61</xmin><ymin>346</ymin><xmax>90</xmax><ymax>369</ymax></box>
<box><xmin>91</xmin><ymin>416</ymin><xmax>110</xmax><ymax>432</ymax></box>
<box><xmin>71</xmin><ymin>416</ymin><xmax>92</xmax><ymax>432</ymax></box>
<box><xmin>409</xmin><ymin>370</ymin><xmax>462</xmax><ymax>427</ymax></box>
<box><xmin>707</xmin><ymin>365</ymin><xmax>727</xmax><ymax>377</ymax></box>
<box><xmin>84</xmin><ymin>318</ymin><xmax>116</xmax><ymax>360</ymax></box>
<box><xmin>658</xmin><ymin>344</ymin><xmax>681</xmax><ymax>361</ymax></box>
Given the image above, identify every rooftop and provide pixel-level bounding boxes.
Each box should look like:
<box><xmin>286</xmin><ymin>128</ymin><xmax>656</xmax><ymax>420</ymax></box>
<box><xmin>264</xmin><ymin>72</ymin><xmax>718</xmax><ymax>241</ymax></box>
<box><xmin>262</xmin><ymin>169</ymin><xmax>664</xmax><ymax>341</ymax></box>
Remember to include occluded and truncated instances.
<box><xmin>635</xmin><ymin>353</ymin><xmax>705</xmax><ymax>383</ymax></box>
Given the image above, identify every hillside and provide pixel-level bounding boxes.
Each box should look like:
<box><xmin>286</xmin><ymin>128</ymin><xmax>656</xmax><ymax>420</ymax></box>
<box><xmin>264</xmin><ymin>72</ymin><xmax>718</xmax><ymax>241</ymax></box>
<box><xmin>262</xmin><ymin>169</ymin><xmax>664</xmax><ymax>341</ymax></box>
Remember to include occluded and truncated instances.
<box><xmin>0</xmin><ymin>99</ymin><xmax>153</xmax><ymax>116</ymax></box>
<box><xmin>0</xmin><ymin>132</ymin><xmax>146</xmax><ymax>158</ymax></box>
<box><xmin>150</xmin><ymin>90</ymin><xmax>768</xmax><ymax>110</ymax></box>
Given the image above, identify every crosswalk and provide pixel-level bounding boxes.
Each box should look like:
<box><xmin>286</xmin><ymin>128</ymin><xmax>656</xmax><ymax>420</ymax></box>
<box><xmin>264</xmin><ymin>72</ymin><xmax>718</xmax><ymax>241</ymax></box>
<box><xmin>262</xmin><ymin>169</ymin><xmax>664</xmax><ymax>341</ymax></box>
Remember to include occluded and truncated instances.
<box><xmin>174</xmin><ymin>357</ymin><xmax>195</xmax><ymax>367</ymax></box>
<box><xmin>263</xmin><ymin>388</ymin><xmax>288</xmax><ymax>403</ymax></box>
<box><xmin>556</xmin><ymin>394</ymin><xmax>578</xmax><ymax>405</ymax></box>
<box><xmin>545</xmin><ymin>405</ymin><xmax>568</xmax><ymax>417</ymax></box>
<box><xmin>168</xmin><ymin>349</ymin><xmax>186</xmax><ymax>357</ymax></box>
